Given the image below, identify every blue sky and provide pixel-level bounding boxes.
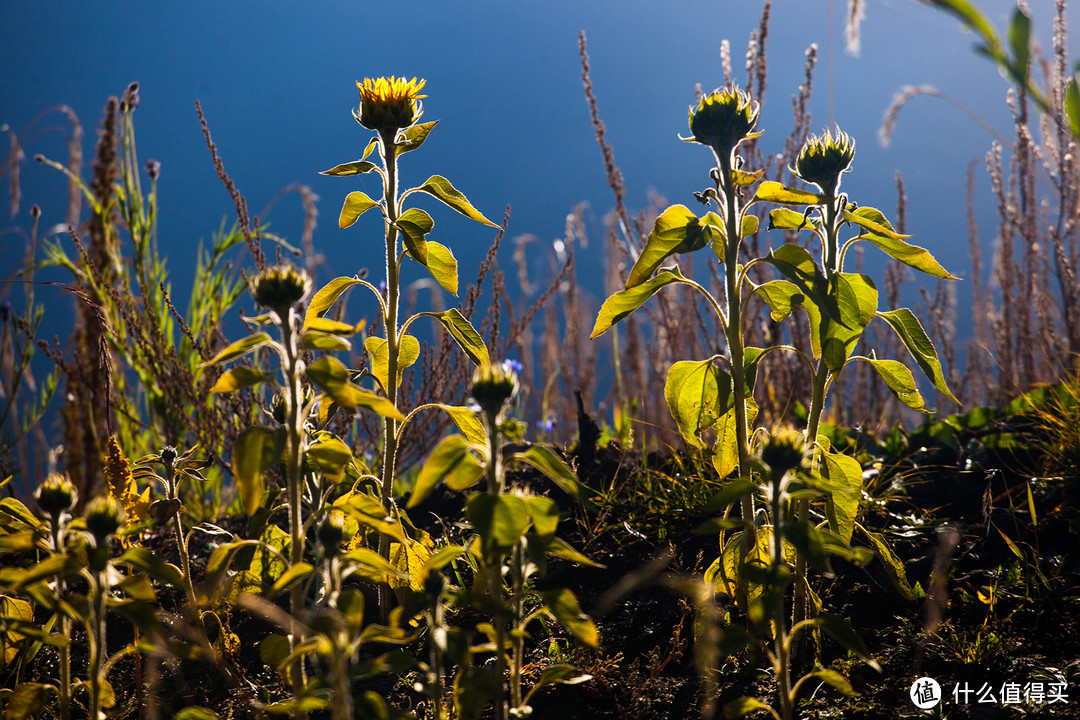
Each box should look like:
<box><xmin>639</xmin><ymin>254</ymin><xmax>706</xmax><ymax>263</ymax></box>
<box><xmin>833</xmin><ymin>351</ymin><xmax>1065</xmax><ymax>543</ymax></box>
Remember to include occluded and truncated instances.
<box><xmin>2</xmin><ymin>0</ymin><xmax>1073</xmax><ymax>337</ymax></box>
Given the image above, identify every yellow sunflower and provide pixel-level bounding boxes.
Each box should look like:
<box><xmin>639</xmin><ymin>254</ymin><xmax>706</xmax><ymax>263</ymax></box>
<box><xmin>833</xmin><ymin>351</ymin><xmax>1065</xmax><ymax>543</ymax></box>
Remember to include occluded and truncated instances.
<box><xmin>354</xmin><ymin>76</ymin><xmax>427</xmax><ymax>133</ymax></box>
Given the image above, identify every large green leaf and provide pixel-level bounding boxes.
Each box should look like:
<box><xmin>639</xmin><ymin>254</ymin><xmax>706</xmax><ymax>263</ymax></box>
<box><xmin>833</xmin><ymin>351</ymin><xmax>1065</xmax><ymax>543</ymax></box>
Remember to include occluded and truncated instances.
<box><xmin>413</xmin><ymin>174</ymin><xmax>499</xmax><ymax>227</ymax></box>
<box><xmin>859</xmin><ymin>357</ymin><xmax>927</xmax><ymax>412</ymax></box>
<box><xmin>417</xmin><ymin>309</ymin><xmax>488</xmax><ymax>366</ymax></box>
<box><xmin>423</xmin><ymin>240</ymin><xmax>458</xmax><ymax>295</ymax></box>
<box><xmin>338</xmin><ymin>191</ymin><xmax>380</xmax><ymax>229</ymax></box>
<box><xmin>752</xmin><ymin>180</ymin><xmax>824</xmax><ymax>205</ymax></box>
<box><xmin>822</xmin><ymin>273</ymin><xmax>877</xmax><ymax>371</ymax></box>
<box><xmin>397</xmin><ymin>207</ymin><xmax>433</xmax><ymax>265</ymax></box>
<box><xmin>433</xmin><ymin>404</ymin><xmax>487</xmax><ymax>446</ymax></box>
<box><xmin>232</xmin><ymin>426</ymin><xmax>284</xmax><ymax>516</ymax></box>
<box><xmin>203</xmin><ymin>333</ymin><xmax>272</xmax><ymax>367</ymax></box>
<box><xmin>753</xmin><ymin>280</ymin><xmax>804</xmax><ymax>322</ymax></box>
<box><xmin>307</xmin><ymin>436</ymin><xmax>354</xmax><ymax>484</ymax></box>
<box><xmin>591</xmin><ymin>267</ymin><xmax>689</xmax><ymax>339</ymax></box>
<box><xmin>407</xmin><ymin>435</ymin><xmax>485</xmax><ymax>508</ymax></box>
<box><xmin>845</xmin><ymin>207</ymin><xmax>956</xmax><ymax>280</ymax></box>
<box><xmin>664</xmin><ymin>358</ymin><xmax>731</xmax><ymax>449</ymax></box>
<box><xmin>710</xmin><ymin>397</ymin><xmax>757</xmax><ymax>479</ymax></box>
<box><xmin>467</xmin><ymin>493</ymin><xmax>530</xmax><ymax>563</ymax></box>
<box><xmin>364</xmin><ymin>335</ymin><xmax>421</xmax><ymax>390</ymax></box>
<box><xmin>305</xmin><ymin>276</ymin><xmax>362</xmax><ymax>325</ymax></box>
<box><xmin>820</xmin><ymin>450</ymin><xmax>862</xmax><ymax>545</ymax></box>
<box><xmin>876</xmin><ymin>308</ymin><xmax>959</xmax><ymax>404</ymax></box>
<box><xmin>539</xmin><ymin>588</ymin><xmax>598</xmax><ymax>648</ymax></box>
<box><xmin>625</xmin><ymin>205</ymin><xmax>721</xmax><ymax>287</ymax></box>
<box><xmin>396</xmin><ymin>120</ymin><xmax>439</xmax><ymax>154</ymax></box>
<box><xmin>763</xmin><ymin>245</ymin><xmax>836</xmax><ymax>324</ymax></box>
<box><xmin>306</xmin><ymin>356</ymin><xmax>405</xmax><ymax>420</ymax></box>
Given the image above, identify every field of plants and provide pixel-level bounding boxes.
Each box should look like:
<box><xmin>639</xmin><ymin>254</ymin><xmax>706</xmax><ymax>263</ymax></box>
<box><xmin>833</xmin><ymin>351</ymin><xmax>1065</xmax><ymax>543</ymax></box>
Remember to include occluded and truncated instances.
<box><xmin>1</xmin><ymin>1</ymin><xmax>1079</xmax><ymax>718</ymax></box>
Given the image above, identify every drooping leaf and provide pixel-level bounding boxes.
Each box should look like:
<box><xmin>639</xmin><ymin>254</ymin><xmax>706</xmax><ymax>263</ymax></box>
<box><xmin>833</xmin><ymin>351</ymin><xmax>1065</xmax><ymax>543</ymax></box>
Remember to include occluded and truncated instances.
<box><xmin>539</xmin><ymin>588</ymin><xmax>598</xmax><ymax>648</ymax></box>
<box><xmin>591</xmin><ymin>267</ymin><xmax>689</xmax><ymax>339</ymax></box>
<box><xmin>232</xmin><ymin>426</ymin><xmax>284</xmax><ymax>516</ymax></box>
<box><xmin>268</xmin><ymin>563</ymin><xmax>315</xmax><ymax>598</ymax></box>
<box><xmin>338</xmin><ymin>191</ymin><xmax>380</xmax><ymax>229</ymax></box>
<box><xmin>813</xmin><ymin>614</ymin><xmax>881</xmax><ymax>671</ymax></box>
<box><xmin>397</xmin><ymin>207</ymin><xmax>433</xmax><ymax>265</ymax></box>
<box><xmin>307</xmin><ymin>436</ymin><xmax>354</xmax><ymax>483</ymax></box>
<box><xmin>862</xmin><ymin>528</ymin><xmax>917</xmax><ymax>601</ymax></box>
<box><xmin>752</xmin><ymin>180</ymin><xmax>824</xmax><ymax>205</ymax></box>
<box><xmin>408</xmin><ymin>435</ymin><xmax>484</xmax><ymax>508</ymax></box>
<box><xmin>119</xmin><ymin>547</ymin><xmax>185</xmax><ymax>588</ymax></box>
<box><xmin>210</xmin><ymin>366</ymin><xmax>270</xmax><ymax>393</ymax></box>
<box><xmin>306</xmin><ymin>356</ymin><xmax>405</xmax><ymax>420</ymax></box>
<box><xmin>859</xmin><ymin>357</ymin><xmax>927</xmax><ymax>412</ymax></box>
<box><xmin>364</xmin><ymin>335</ymin><xmax>421</xmax><ymax>390</ymax></box>
<box><xmin>820</xmin><ymin>451</ymin><xmax>862</xmax><ymax>545</ymax></box>
<box><xmin>822</xmin><ymin>273</ymin><xmax>877</xmax><ymax>371</ymax></box>
<box><xmin>722</xmin><ymin>696</ymin><xmax>779</xmax><ymax>720</ymax></box>
<box><xmin>305</xmin><ymin>277</ymin><xmax>362</xmax><ymax>325</ymax></box>
<box><xmin>805</xmin><ymin>669</ymin><xmax>857</xmax><ymax>696</ymax></box>
<box><xmin>319</xmin><ymin>160</ymin><xmax>379</xmax><ymax>177</ymax></box>
<box><xmin>511</xmin><ymin>445</ymin><xmax>592</xmax><ymax>507</ymax></box>
<box><xmin>430</xmin><ymin>404</ymin><xmax>487</xmax><ymax>445</ymax></box>
<box><xmin>877</xmin><ymin>308</ymin><xmax>959</xmax><ymax>404</ymax></box>
<box><xmin>203</xmin><ymin>333</ymin><xmax>273</xmax><ymax>367</ymax></box>
<box><xmin>733</xmin><ymin>168</ymin><xmax>765</xmax><ymax>186</ymax></box>
<box><xmin>424</xmin><ymin>240</ymin><xmax>459</xmax><ymax>295</ymax></box>
<box><xmin>767</xmin><ymin>207</ymin><xmax>816</xmax><ymax>232</ymax></box>
<box><xmin>417</xmin><ymin>309</ymin><xmax>488</xmax><ymax>365</ymax></box>
<box><xmin>626</xmin><ymin>205</ymin><xmax>720</xmax><ymax>287</ymax></box>
<box><xmin>664</xmin><ymin>358</ymin><xmax>731</xmax><ymax>449</ymax></box>
<box><xmin>763</xmin><ymin>245</ymin><xmax>836</xmax><ymax>325</ymax></box>
<box><xmin>523</xmin><ymin>665</ymin><xmax>593</xmax><ymax>704</ymax></box>
<box><xmin>303</xmin><ymin>317</ymin><xmax>363</xmax><ymax>336</ymax></box>
<box><xmin>5</xmin><ymin>683</ymin><xmax>52</xmax><ymax>720</ymax></box>
<box><xmin>413</xmin><ymin>174</ymin><xmax>499</xmax><ymax>227</ymax></box>
<box><xmin>846</xmin><ymin>207</ymin><xmax>956</xmax><ymax>279</ymax></box>
<box><xmin>753</xmin><ymin>280</ymin><xmax>804</xmax><ymax>322</ymax></box>
<box><xmin>467</xmin><ymin>493</ymin><xmax>530</xmax><ymax>563</ymax></box>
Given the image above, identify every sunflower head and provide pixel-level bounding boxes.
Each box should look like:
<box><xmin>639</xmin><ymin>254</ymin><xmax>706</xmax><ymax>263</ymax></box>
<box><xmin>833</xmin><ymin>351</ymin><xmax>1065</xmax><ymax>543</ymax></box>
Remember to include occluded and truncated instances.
<box><xmin>470</xmin><ymin>360</ymin><xmax>520</xmax><ymax>419</ymax></box>
<box><xmin>85</xmin><ymin>496</ymin><xmax>127</xmax><ymax>546</ymax></box>
<box><xmin>250</xmin><ymin>264</ymin><xmax>312</xmax><ymax>317</ymax></box>
<box><xmin>793</xmin><ymin>128</ymin><xmax>855</xmax><ymax>195</ymax></box>
<box><xmin>688</xmin><ymin>86</ymin><xmax>761</xmax><ymax>160</ymax></box>
<box><xmin>759</xmin><ymin>426</ymin><xmax>808</xmax><ymax>479</ymax></box>
<box><xmin>36</xmin><ymin>473</ymin><xmax>77</xmax><ymax>517</ymax></box>
<box><xmin>355</xmin><ymin>76</ymin><xmax>427</xmax><ymax>133</ymax></box>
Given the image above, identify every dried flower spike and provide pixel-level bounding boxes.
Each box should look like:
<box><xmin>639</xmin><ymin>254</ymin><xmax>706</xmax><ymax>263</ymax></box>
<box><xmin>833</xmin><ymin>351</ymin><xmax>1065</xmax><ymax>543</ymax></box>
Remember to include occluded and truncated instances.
<box><xmin>793</xmin><ymin>128</ymin><xmax>855</xmax><ymax>195</ymax></box>
<box><xmin>354</xmin><ymin>76</ymin><xmax>427</xmax><ymax>133</ymax></box>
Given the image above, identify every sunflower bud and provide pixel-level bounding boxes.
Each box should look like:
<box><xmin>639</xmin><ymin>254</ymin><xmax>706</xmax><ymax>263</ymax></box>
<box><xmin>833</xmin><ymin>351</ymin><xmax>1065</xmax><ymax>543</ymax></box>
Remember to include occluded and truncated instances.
<box><xmin>36</xmin><ymin>473</ymin><xmax>77</xmax><ymax>517</ymax></box>
<box><xmin>760</xmin><ymin>426</ymin><xmax>808</xmax><ymax>478</ymax></box>
<box><xmin>318</xmin><ymin>514</ymin><xmax>346</xmax><ymax>557</ymax></box>
<box><xmin>470</xmin><ymin>361</ymin><xmax>520</xmax><ymax>418</ymax></box>
<box><xmin>85</xmin><ymin>496</ymin><xmax>127</xmax><ymax>546</ymax></box>
<box><xmin>355</xmin><ymin>76</ymin><xmax>427</xmax><ymax>133</ymax></box>
<box><xmin>250</xmin><ymin>264</ymin><xmax>312</xmax><ymax>317</ymax></box>
<box><xmin>793</xmin><ymin>128</ymin><xmax>855</xmax><ymax>195</ymax></box>
<box><xmin>688</xmin><ymin>86</ymin><xmax>761</xmax><ymax>160</ymax></box>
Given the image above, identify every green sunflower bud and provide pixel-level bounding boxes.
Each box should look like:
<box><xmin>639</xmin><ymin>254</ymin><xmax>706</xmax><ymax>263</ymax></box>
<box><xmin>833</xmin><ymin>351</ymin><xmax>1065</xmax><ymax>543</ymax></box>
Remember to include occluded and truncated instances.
<box><xmin>760</xmin><ymin>426</ymin><xmax>808</xmax><ymax>478</ymax></box>
<box><xmin>355</xmin><ymin>76</ymin><xmax>427</xmax><ymax>133</ymax></box>
<box><xmin>470</xmin><ymin>361</ymin><xmax>520</xmax><ymax>418</ymax></box>
<box><xmin>793</xmin><ymin>128</ymin><xmax>855</xmax><ymax>195</ymax></box>
<box><xmin>688</xmin><ymin>86</ymin><xmax>761</xmax><ymax>160</ymax></box>
<box><xmin>250</xmin><ymin>264</ymin><xmax>312</xmax><ymax>317</ymax></box>
<box><xmin>317</xmin><ymin>515</ymin><xmax>346</xmax><ymax>557</ymax></box>
<box><xmin>85</xmin><ymin>496</ymin><xmax>127</xmax><ymax>546</ymax></box>
<box><xmin>36</xmin><ymin>473</ymin><xmax>77</xmax><ymax>517</ymax></box>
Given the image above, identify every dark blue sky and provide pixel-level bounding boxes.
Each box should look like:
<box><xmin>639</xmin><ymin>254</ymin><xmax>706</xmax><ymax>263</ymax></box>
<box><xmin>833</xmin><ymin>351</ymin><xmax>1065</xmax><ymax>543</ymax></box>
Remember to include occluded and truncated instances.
<box><xmin>2</xmin><ymin>0</ymin><xmax>1072</xmax><ymax>335</ymax></box>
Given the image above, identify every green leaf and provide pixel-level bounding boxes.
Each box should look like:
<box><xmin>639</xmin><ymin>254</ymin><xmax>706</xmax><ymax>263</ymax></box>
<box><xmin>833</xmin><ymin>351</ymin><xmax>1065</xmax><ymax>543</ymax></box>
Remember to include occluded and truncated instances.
<box><xmin>467</xmin><ymin>493</ymin><xmax>530</xmax><ymax>563</ymax></box>
<box><xmin>877</xmin><ymin>308</ymin><xmax>958</xmax><ymax>404</ymax></box>
<box><xmin>417</xmin><ymin>309</ymin><xmax>488</xmax><ymax>365</ymax></box>
<box><xmin>319</xmin><ymin>160</ymin><xmax>379</xmax><ymax>177</ymax></box>
<box><xmin>767</xmin><ymin>207</ymin><xmax>815</xmax><ymax>232</ymax></box>
<box><xmin>209</xmin><ymin>366</ymin><xmax>270</xmax><ymax>393</ymax></box>
<box><xmin>1008</xmin><ymin>5</ymin><xmax>1031</xmax><ymax>81</ymax></box>
<box><xmin>626</xmin><ymin>205</ymin><xmax>720</xmax><ymax>287</ymax></box>
<box><xmin>414</xmin><ymin>174</ymin><xmax>499</xmax><ymax>227</ymax></box>
<box><xmin>511</xmin><ymin>445</ymin><xmax>592</xmax><ymax>507</ymax></box>
<box><xmin>119</xmin><ymin>547</ymin><xmax>185</xmax><ymax>588</ymax></box>
<box><xmin>822</xmin><ymin>273</ymin><xmax>877</xmax><ymax>371</ymax></box>
<box><xmin>303</xmin><ymin>317</ymin><xmax>363</xmax><ymax>335</ymax></box>
<box><xmin>805</xmin><ymin>669</ymin><xmax>856</xmax><ymax>696</ymax></box>
<box><xmin>397</xmin><ymin>120</ymin><xmax>438</xmax><ymax>154</ymax></box>
<box><xmin>664</xmin><ymin>358</ymin><xmax>731</xmax><ymax>449</ymax></box>
<box><xmin>846</xmin><ymin>207</ymin><xmax>956</xmax><ymax>279</ymax></box>
<box><xmin>338</xmin><ymin>191</ymin><xmax>380</xmax><ymax>229</ymax></box>
<box><xmin>525</xmin><ymin>496</ymin><xmax>560</xmax><ymax>538</ymax></box>
<box><xmin>305</xmin><ymin>276</ymin><xmax>361</xmax><ymax>325</ymax></box>
<box><xmin>733</xmin><ymin>168</ymin><xmax>765</xmax><ymax>186</ymax></box>
<box><xmin>814</xmin><ymin>614</ymin><xmax>881</xmax><ymax>671</ymax></box>
<box><xmin>752</xmin><ymin>180</ymin><xmax>824</xmax><ymax>205</ymax></box>
<box><xmin>753</xmin><ymin>280</ymin><xmax>804</xmax><ymax>322</ymax></box>
<box><xmin>523</xmin><ymin>665</ymin><xmax>593</xmax><ymax>704</ymax></box>
<box><xmin>539</xmin><ymin>588</ymin><xmax>598</xmax><ymax>648</ymax></box>
<box><xmin>268</xmin><ymin>563</ymin><xmax>315</xmax><ymax>598</ymax></box>
<box><xmin>710</xmin><ymin>397</ymin><xmax>757</xmax><ymax>479</ymax></box>
<box><xmin>723</xmin><ymin>696</ymin><xmax>780</xmax><ymax>720</ymax></box>
<box><xmin>408</xmin><ymin>435</ymin><xmax>484</xmax><ymax>508</ymax></box>
<box><xmin>591</xmin><ymin>267</ymin><xmax>688</xmax><ymax>339</ymax></box>
<box><xmin>862</xmin><ymin>529</ymin><xmax>916</xmax><ymax>601</ymax></box>
<box><xmin>740</xmin><ymin>213</ymin><xmax>759</xmax><ymax>239</ymax></box>
<box><xmin>232</xmin><ymin>426</ymin><xmax>284</xmax><ymax>516</ymax></box>
<box><xmin>782</xmin><ymin>521</ymin><xmax>832</xmax><ymax>575</ymax></box>
<box><xmin>820</xmin><ymin>451</ymin><xmax>863</xmax><ymax>545</ymax></box>
<box><xmin>306</xmin><ymin>356</ymin><xmax>405</xmax><ymax>420</ymax></box>
<box><xmin>5</xmin><ymin>683</ymin><xmax>52</xmax><ymax>720</ymax></box>
<box><xmin>764</xmin><ymin>245</ymin><xmax>836</xmax><ymax>325</ymax></box>
<box><xmin>544</xmin><ymin>537</ymin><xmax>604</xmax><ymax>567</ymax></box>
<box><xmin>203</xmin><ymin>333</ymin><xmax>273</xmax><ymax>367</ymax></box>
<box><xmin>1065</xmin><ymin>72</ymin><xmax>1080</xmax><ymax>138</ymax></box>
<box><xmin>859</xmin><ymin>357</ymin><xmax>927</xmax><ymax>412</ymax></box>
<box><xmin>424</xmin><ymin>240</ymin><xmax>459</xmax><ymax>295</ymax></box>
<box><xmin>307</xmin><ymin>436</ymin><xmax>354</xmax><ymax>483</ymax></box>
<box><xmin>364</xmin><ymin>335</ymin><xmax>421</xmax><ymax>391</ymax></box>
<box><xmin>301</xmin><ymin>334</ymin><xmax>351</xmax><ymax>352</ymax></box>
<box><xmin>397</xmin><ymin>207</ymin><xmax>433</xmax><ymax>265</ymax></box>
<box><xmin>431</xmin><ymin>404</ymin><xmax>487</xmax><ymax>445</ymax></box>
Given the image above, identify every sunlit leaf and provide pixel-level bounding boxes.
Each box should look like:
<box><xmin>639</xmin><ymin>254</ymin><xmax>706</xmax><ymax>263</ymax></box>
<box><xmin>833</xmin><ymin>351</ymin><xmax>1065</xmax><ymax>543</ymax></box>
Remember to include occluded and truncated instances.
<box><xmin>752</xmin><ymin>180</ymin><xmax>824</xmax><ymax>205</ymax></box>
<box><xmin>268</xmin><ymin>563</ymin><xmax>314</xmax><ymax>598</ymax></box>
<box><xmin>408</xmin><ymin>435</ymin><xmax>484</xmax><ymax>508</ymax></box>
<box><xmin>319</xmin><ymin>160</ymin><xmax>378</xmax><ymax>177</ymax></box>
<box><xmin>430</xmin><ymin>404</ymin><xmax>487</xmax><ymax>445</ymax></box>
<box><xmin>859</xmin><ymin>357</ymin><xmax>927</xmax><ymax>412</ymax></box>
<box><xmin>232</xmin><ymin>426</ymin><xmax>284</xmax><ymax>516</ymax></box>
<box><xmin>665</xmin><ymin>358</ymin><xmax>731</xmax><ymax>449</ymax></box>
<box><xmin>424</xmin><ymin>240</ymin><xmax>459</xmax><ymax>295</ymax></box>
<box><xmin>626</xmin><ymin>205</ymin><xmax>721</xmax><ymax>287</ymax></box>
<box><xmin>539</xmin><ymin>587</ymin><xmax>598</xmax><ymax>648</ymax></box>
<box><xmin>753</xmin><ymin>280</ymin><xmax>804</xmax><ymax>322</ymax></box>
<box><xmin>822</xmin><ymin>273</ymin><xmax>877</xmax><ymax>371</ymax></box>
<box><xmin>397</xmin><ymin>120</ymin><xmax>438</xmax><ymax>154</ymax></box>
<box><xmin>210</xmin><ymin>366</ymin><xmax>270</xmax><ymax>393</ymax></box>
<box><xmin>203</xmin><ymin>333</ymin><xmax>273</xmax><ymax>367</ymax></box>
<box><xmin>820</xmin><ymin>451</ymin><xmax>862</xmax><ymax>545</ymax></box>
<box><xmin>417</xmin><ymin>309</ymin><xmax>488</xmax><ymax>365</ymax></box>
<box><xmin>722</xmin><ymin>696</ymin><xmax>779</xmax><ymax>720</ymax></box>
<box><xmin>813</xmin><ymin>614</ymin><xmax>881</xmax><ymax>671</ymax></box>
<box><xmin>305</xmin><ymin>276</ymin><xmax>362</xmax><ymax>325</ymax></box>
<box><xmin>397</xmin><ymin>207</ymin><xmax>433</xmax><ymax>265</ymax></box>
<box><xmin>862</xmin><ymin>529</ymin><xmax>917</xmax><ymax>602</ymax></box>
<box><xmin>467</xmin><ymin>493</ymin><xmax>530</xmax><ymax>563</ymax></box>
<box><xmin>307</xmin><ymin>436</ymin><xmax>354</xmax><ymax>484</ymax></box>
<box><xmin>414</xmin><ymin>174</ymin><xmax>499</xmax><ymax>227</ymax></box>
<box><xmin>591</xmin><ymin>267</ymin><xmax>689</xmax><ymax>339</ymax></box>
<box><xmin>510</xmin><ymin>445</ymin><xmax>593</xmax><ymax>507</ymax></box>
<box><xmin>307</xmin><ymin>356</ymin><xmax>404</xmax><ymax>420</ymax></box>
<box><xmin>877</xmin><ymin>308</ymin><xmax>959</xmax><ymax>404</ymax></box>
<box><xmin>364</xmin><ymin>335</ymin><xmax>421</xmax><ymax>390</ymax></box>
<box><xmin>338</xmin><ymin>191</ymin><xmax>380</xmax><ymax>229</ymax></box>
<box><xmin>846</xmin><ymin>207</ymin><xmax>956</xmax><ymax>279</ymax></box>
<box><xmin>767</xmin><ymin>207</ymin><xmax>815</xmax><ymax>232</ymax></box>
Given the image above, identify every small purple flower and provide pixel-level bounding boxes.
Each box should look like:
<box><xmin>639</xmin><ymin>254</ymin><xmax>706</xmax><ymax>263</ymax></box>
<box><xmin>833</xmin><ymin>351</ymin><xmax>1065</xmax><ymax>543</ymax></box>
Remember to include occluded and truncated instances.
<box><xmin>503</xmin><ymin>359</ymin><xmax>524</xmax><ymax>376</ymax></box>
<box><xmin>537</xmin><ymin>417</ymin><xmax>555</xmax><ymax>433</ymax></box>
